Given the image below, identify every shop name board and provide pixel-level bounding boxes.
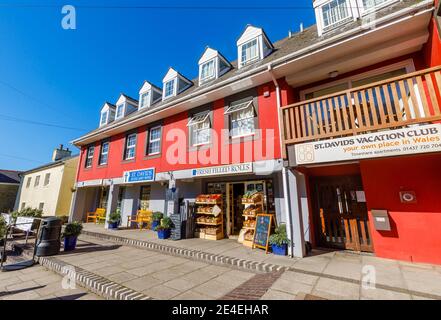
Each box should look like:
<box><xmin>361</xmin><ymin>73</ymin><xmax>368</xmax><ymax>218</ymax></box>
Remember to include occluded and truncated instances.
<box><xmin>294</xmin><ymin>124</ymin><xmax>441</xmax><ymax>165</ymax></box>
<box><xmin>123</xmin><ymin>168</ymin><xmax>155</xmax><ymax>183</ymax></box>
<box><xmin>192</xmin><ymin>163</ymin><xmax>253</xmax><ymax>177</ymax></box>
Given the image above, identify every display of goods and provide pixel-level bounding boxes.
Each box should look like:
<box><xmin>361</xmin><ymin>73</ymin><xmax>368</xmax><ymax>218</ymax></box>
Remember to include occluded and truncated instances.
<box><xmin>244</xmin><ymin>231</ymin><xmax>254</xmax><ymax>241</ymax></box>
<box><xmin>243</xmin><ymin>220</ymin><xmax>256</xmax><ymax>228</ymax></box>
<box><xmin>205</xmin><ymin>227</ymin><xmax>219</xmax><ymax>235</ymax></box>
<box><xmin>242</xmin><ymin>192</ymin><xmax>262</xmax><ymax>203</ymax></box>
<box><xmin>196</xmin><ymin>194</ymin><xmax>222</xmax><ymax>203</ymax></box>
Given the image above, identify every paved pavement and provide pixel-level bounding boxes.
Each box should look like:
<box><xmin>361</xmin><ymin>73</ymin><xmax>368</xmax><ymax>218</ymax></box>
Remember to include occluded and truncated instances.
<box><xmin>0</xmin><ymin>265</ymin><xmax>102</xmax><ymax>300</ymax></box>
<box><xmin>80</xmin><ymin>224</ymin><xmax>441</xmax><ymax>300</ymax></box>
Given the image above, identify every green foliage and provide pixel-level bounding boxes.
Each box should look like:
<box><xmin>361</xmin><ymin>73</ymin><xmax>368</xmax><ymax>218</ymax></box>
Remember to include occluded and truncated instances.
<box><xmin>269</xmin><ymin>224</ymin><xmax>290</xmax><ymax>246</ymax></box>
<box><xmin>0</xmin><ymin>216</ymin><xmax>6</xmax><ymax>239</ymax></box>
<box><xmin>155</xmin><ymin>216</ymin><xmax>173</xmax><ymax>231</ymax></box>
<box><xmin>11</xmin><ymin>207</ymin><xmax>43</xmax><ymax>220</ymax></box>
<box><xmin>108</xmin><ymin>209</ymin><xmax>121</xmax><ymax>224</ymax></box>
<box><xmin>62</xmin><ymin>221</ymin><xmax>83</xmax><ymax>238</ymax></box>
<box><xmin>152</xmin><ymin>211</ymin><xmax>163</xmax><ymax>222</ymax></box>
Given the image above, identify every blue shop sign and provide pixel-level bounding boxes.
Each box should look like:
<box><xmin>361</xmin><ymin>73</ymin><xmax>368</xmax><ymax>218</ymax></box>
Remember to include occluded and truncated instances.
<box><xmin>123</xmin><ymin>168</ymin><xmax>155</xmax><ymax>183</ymax></box>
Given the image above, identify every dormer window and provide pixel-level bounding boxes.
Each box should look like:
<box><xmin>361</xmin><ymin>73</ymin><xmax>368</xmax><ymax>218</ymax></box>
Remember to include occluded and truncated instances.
<box><xmin>138</xmin><ymin>81</ymin><xmax>162</xmax><ymax>109</ymax></box>
<box><xmin>360</xmin><ymin>0</ymin><xmax>395</xmax><ymax>14</ymax></box>
<box><xmin>164</xmin><ymin>80</ymin><xmax>175</xmax><ymax>98</ymax></box>
<box><xmin>321</xmin><ymin>0</ymin><xmax>351</xmax><ymax>29</ymax></box>
<box><xmin>162</xmin><ymin>68</ymin><xmax>192</xmax><ymax>100</ymax></box>
<box><xmin>99</xmin><ymin>102</ymin><xmax>116</xmax><ymax>127</ymax></box>
<box><xmin>237</xmin><ymin>25</ymin><xmax>273</xmax><ymax>69</ymax></box>
<box><xmin>198</xmin><ymin>47</ymin><xmax>232</xmax><ymax>84</ymax></box>
<box><xmin>114</xmin><ymin>94</ymin><xmax>138</xmax><ymax>120</ymax></box>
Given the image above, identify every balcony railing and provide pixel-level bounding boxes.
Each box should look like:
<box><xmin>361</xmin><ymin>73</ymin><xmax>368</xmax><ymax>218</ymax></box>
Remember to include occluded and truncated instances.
<box><xmin>280</xmin><ymin>66</ymin><xmax>441</xmax><ymax>158</ymax></box>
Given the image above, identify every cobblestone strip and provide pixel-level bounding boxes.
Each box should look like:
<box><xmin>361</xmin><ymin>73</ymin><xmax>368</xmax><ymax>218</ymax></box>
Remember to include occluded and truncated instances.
<box><xmin>221</xmin><ymin>271</ymin><xmax>284</xmax><ymax>300</ymax></box>
<box><xmin>37</xmin><ymin>256</ymin><xmax>151</xmax><ymax>300</ymax></box>
<box><xmin>81</xmin><ymin>230</ymin><xmax>287</xmax><ymax>274</ymax></box>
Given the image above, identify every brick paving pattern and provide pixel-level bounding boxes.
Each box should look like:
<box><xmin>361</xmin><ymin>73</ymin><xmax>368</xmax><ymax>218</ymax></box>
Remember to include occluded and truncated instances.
<box><xmin>222</xmin><ymin>271</ymin><xmax>283</xmax><ymax>300</ymax></box>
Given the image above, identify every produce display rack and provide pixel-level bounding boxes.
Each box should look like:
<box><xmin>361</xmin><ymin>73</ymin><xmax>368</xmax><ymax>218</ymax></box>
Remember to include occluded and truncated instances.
<box><xmin>240</xmin><ymin>192</ymin><xmax>264</xmax><ymax>248</ymax></box>
<box><xmin>194</xmin><ymin>194</ymin><xmax>224</xmax><ymax>241</ymax></box>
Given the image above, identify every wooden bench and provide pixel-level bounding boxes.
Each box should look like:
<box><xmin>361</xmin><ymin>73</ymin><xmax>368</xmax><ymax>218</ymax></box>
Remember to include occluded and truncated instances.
<box><xmin>86</xmin><ymin>208</ymin><xmax>106</xmax><ymax>224</ymax></box>
<box><xmin>127</xmin><ymin>210</ymin><xmax>153</xmax><ymax>230</ymax></box>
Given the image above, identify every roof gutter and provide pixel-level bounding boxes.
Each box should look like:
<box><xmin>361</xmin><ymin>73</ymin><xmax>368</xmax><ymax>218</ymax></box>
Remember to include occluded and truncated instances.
<box><xmin>72</xmin><ymin>0</ymin><xmax>434</xmax><ymax>147</ymax></box>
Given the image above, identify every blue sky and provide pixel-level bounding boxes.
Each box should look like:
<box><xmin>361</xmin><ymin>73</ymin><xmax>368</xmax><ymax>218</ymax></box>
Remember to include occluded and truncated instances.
<box><xmin>0</xmin><ymin>0</ymin><xmax>315</xmax><ymax>171</ymax></box>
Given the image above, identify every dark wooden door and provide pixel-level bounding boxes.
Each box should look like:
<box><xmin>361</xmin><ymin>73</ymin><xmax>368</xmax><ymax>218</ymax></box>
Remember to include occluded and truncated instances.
<box><xmin>312</xmin><ymin>175</ymin><xmax>373</xmax><ymax>252</ymax></box>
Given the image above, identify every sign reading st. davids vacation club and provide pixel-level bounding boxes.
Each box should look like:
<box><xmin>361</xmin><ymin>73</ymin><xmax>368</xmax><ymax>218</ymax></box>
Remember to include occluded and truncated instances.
<box><xmin>123</xmin><ymin>168</ymin><xmax>155</xmax><ymax>183</ymax></box>
<box><xmin>294</xmin><ymin>124</ymin><xmax>441</xmax><ymax>165</ymax></box>
<box><xmin>192</xmin><ymin>163</ymin><xmax>253</xmax><ymax>177</ymax></box>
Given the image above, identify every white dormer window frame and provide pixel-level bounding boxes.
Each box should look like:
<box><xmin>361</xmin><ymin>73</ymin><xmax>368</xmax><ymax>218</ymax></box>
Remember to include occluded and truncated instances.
<box><xmin>100</xmin><ymin>110</ymin><xmax>108</xmax><ymax>127</ymax></box>
<box><xmin>237</xmin><ymin>26</ymin><xmax>273</xmax><ymax>69</ymax></box>
<box><xmin>163</xmin><ymin>79</ymin><xmax>176</xmax><ymax>99</ymax></box>
<box><xmin>198</xmin><ymin>48</ymin><xmax>232</xmax><ymax>85</ymax></box>
<box><xmin>200</xmin><ymin>59</ymin><xmax>216</xmax><ymax>83</ymax></box>
<box><xmin>115</xmin><ymin>103</ymin><xmax>125</xmax><ymax>120</ymax></box>
<box><xmin>140</xmin><ymin>91</ymin><xmax>151</xmax><ymax>109</ymax></box>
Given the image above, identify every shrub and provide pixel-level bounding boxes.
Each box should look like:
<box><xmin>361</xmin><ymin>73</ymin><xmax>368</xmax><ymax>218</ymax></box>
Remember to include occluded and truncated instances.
<box><xmin>108</xmin><ymin>209</ymin><xmax>121</xmax><ymax>224</ymax></box>
<box><xmin>155</xmin><ymin>216</ymin><xmax>173</xmax><ymax>231</ymax></box>
<box><xmin>269</xmin><ymin>224</ymin><xmax>290</xmax><ymax>246</ymax></box>
<box><xmin>152</xmin><ymin>211</ymin><xmax>163</xmax><ymax>222</ymax></box>
<box><xmin>11</xmin><ymin>207</ymin><xmax>43</xmax><ymax>220</ymax></box>
<box><xmin>62</xmin><ymin>221</ymin><xmax>83</xmax><ymax>238</ymax></box>
<box><xmin>0</xmin><ymin>216</ymin><xmax>6</xmax><ymax>239</ymax></box>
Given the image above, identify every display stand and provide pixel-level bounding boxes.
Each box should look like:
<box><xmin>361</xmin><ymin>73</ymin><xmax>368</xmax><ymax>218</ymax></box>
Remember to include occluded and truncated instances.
<box><xmin>195</xmin><ymin>194</ymin><xmax>224</xmax><ymax>240</ymax></box>
<box><xmin>240</xmin><ymin>192</ymin><xmax>264</xmax><ymax>248</ymax></box>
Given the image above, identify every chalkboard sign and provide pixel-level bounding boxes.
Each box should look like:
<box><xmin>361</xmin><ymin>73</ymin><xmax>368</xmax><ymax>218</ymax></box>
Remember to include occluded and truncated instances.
<box><xmin>253</xmin><ymin>214</ymin><xmax>273</xmax><ymax>253</ymax></box>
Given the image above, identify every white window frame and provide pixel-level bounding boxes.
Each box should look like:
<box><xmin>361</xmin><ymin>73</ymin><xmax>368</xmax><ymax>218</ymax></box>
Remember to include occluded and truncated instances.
<box><xmin>199</xmin><ymin>59</ymin><xmax>216</xmax><ymax>83</ymax></box>
<box><xmin>319</xmin><ymin>0</ymin><xmax>353</xmax><ymax>31</ymax></box>
<box><xmin>38</xmin><ymin>202</ymin><xmax>44</xmax><ymax>211</ymax></box>
<box><xmin>124</xmin><ymin>133</ymin><xmax>137</xmax><ymax>160</ymax></box>
<box><xmin>26</xmin><ymin>177</ymin><xmax>31</xmax><ymax>188</ymax></box>
<box><xmin>99</xmin><ymin>141</ymin><xmax>109</xmax><ymax>166</ymax></box>
<box><xmin>85</xmin><ymin>146</ymin><xmax>95</xmax><ymax>168</ymax></box>
<box><xmin>139</xmin><ymin>91</ymin><xmax>151</xmax><ymax>109</ymax></box>
<box><xmin>115</xmin><ymin>104</ymin><xmax>125</xmax><ymax>119</ymax></box>
<box><xmin>187</xmin><ymin>112</ymin><xmax>211</xmax><ymax>146</ymax></box>
<box><xmin>240</xmin><ymin>38</ymin><xmax>260</xmax><ymax>67</ymax></box>
<box><xmin>147</xmin><ymin>126</ymin><xmax>162</xmax><ymax>155</ymax></box>
<box><xmin>100</xmin><ymin>111</ymin><xmax>108</xmax><ymax>126</ymax></box>
<box><xmin>34</xmin><ymin>175</ymin><xmax>40</xmax><ymax>187</ymax></box>
<box><xmin>225</xmin><ymin>100</ymin><xmax>256</xmax><ymax>138</ymax></box>
<box><xmin>44</xmin><ymin>173</ymin><xmax>50</xmax><ymax>186</ymax></box>
<box><xmin>163</xmin><ymin>79</ymin><xmax>176</xmax><ymax>99</ymax></box>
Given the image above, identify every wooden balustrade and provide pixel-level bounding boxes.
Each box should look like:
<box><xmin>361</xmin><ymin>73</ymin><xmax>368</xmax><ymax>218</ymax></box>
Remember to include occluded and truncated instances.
<box><xmin>280</xmin><ymin>66</ymin><xmax>441</xmax><ymax>157</ymax></box>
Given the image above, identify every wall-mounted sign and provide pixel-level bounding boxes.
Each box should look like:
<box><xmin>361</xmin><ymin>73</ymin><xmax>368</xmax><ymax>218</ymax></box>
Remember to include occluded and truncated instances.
<box><xmin>191</xmin><ymin>163</ymin><xmax>253</xmax><ymax>177</ymax></box>
<box><xmin>123</xmin><ymin>168</ymin><xmax>155</xmax><ymax>184</ymax></box>
<box><xmin>400</xmin><ymin>191</ymin><xmax>417</xmax><ymax>204</ymax></box>
<box><xmin>292</xmin><ymin>124</ymin><xmax>441</xmax><ymax>165</ymax></box>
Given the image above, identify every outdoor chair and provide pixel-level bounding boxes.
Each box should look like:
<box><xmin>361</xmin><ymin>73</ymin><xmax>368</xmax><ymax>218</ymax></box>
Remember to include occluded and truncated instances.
<box><xmin>127</xmin><ymin>210</ymin><xmax>153</xmax><ymax>230</ymax></box>
<box><xmin>86</xmin><ymin>208</ymin><xmax>106</xmax><ymax>224</ymax></box>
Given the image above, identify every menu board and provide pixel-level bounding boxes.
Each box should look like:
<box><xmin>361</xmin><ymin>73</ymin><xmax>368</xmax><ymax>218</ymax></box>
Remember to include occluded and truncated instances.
<box><xmin>253</xmin><ymin>214</ymin><xmax>273</xmax><ymax>253</ymax></box>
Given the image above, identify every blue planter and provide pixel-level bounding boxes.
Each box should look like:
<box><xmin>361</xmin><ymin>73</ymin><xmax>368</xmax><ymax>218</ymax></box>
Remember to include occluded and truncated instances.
<box><xmin>157</xmin><ymin>229</ymin><xmax>171</xmax><ymax>239</ymax></box>
<box><xmin>108</xmin><ymin>222</ymin><xmax>119</xmax><ymax>230</ymax></box>
<box><xmin>151</xmin><ymin>220</ymin><xmax>160</xmax><ymax>231</ymax></box>
<box><xmin>271</xmin><ymin>244</ymin><xmax>288</xmax><ymax>256</ymax></box>
<box><xmin>64</xmin><ymin>236</ymin><xmax>78</xmax><ymax>251</ymax></box>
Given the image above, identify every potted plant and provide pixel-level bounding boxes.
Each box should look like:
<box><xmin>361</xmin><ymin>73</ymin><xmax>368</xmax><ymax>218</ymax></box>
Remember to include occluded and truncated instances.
<box><xmin>151</xmin><ymin>212</ymin><xmax>163</xmax><ymax>231</ymax></box>
<box><xmin>108</xmin><ymin>209</ymin><xmax>121</xmax><ymax>230</ymax></box>
<box><xmin>155</xmin><ymin>216</ymin><xmax>173</xmax><ymax>239</ymax></box>
<box><xmin>269</xmin><ymin>224</ymin><xmax>290</xmax><ymax>256</ymax></box>
<box><xmin>62</xmin><ymin>221</ymin><xmax>83</xmax><ymax>251</ymax></box>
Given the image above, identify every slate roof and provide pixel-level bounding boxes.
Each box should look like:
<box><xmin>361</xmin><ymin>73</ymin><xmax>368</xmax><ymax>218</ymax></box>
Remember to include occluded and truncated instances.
<box><xmin>0</xmin><ymin>170</ymin><xmax>21</xmax><ymax>184</ymax></box>
<box><xmin>21</xmin><ymin>155</ymin><xmax>79</xmax><ymax>175</ymax></box>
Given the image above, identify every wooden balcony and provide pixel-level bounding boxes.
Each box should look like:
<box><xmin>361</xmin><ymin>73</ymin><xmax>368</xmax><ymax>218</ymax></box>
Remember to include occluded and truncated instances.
<box><xmin>280</xmin><ymin>66</ymin><xmax>441</xmax><ymax>158</ymax></box>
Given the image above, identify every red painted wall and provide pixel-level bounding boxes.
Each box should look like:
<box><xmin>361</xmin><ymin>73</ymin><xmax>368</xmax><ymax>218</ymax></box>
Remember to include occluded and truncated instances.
<box><xmin>360</xmin><ymin>154</ymin><xmax>441</xmax><ymax>265</ymax></box>
<box><xmin>423</xmin><ymin>3</ymin><xmax>441</xmax><ymax>67</ymax></box>
<box><xmin>77</xmin><ymin>80</ymin><xmax>284</xmax><ymax>182</ymax></box>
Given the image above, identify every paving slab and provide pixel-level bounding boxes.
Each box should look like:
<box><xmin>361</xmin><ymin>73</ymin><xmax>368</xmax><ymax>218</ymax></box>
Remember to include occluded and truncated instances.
<box><xmin>312</xmin><ymin>278</ymin><xmax>360</xmax><ymax>300</ymax></box>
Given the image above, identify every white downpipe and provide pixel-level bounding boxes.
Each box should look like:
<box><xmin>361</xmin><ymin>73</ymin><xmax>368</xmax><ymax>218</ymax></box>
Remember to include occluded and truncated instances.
<box><xmin>267</xmin><ymin>65</ymin><xmax>295</xmax><ymax>258</ymax></box>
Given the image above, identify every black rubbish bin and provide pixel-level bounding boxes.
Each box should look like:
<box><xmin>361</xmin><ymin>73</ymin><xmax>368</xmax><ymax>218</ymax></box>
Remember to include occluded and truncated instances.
<box><xmin>35</xmin><ymin>217</ymin><xmax>62</xmax><ymax>257</ymax></box>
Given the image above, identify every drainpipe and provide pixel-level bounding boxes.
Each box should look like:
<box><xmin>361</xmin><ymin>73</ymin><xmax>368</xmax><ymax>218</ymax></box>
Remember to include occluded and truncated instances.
<box><xmin>267</xmin><ymin>64</ymin><xmax>295</xmax><ymax>258</ymax></box>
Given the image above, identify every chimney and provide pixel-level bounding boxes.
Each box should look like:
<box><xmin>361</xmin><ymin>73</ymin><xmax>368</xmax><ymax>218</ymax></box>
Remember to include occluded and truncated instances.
<box><xmin>52</xmin><ymin>144</ymin><xmax>72</xmax><ymax>162</ymax></box>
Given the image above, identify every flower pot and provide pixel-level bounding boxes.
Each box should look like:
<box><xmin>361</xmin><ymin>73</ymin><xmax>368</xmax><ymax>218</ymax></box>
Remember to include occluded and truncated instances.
<box><xmin>108</xmin><ymin>222</ymin><xmax>119</xmax><ymax>230</ymax></box>
<box><xmin>151</xmin><ymin>220</ymin><xmax>160</xmax><ymax>231</ymax></box>
<box><xmin>157</xmin><ymin>229</ymin><xmax>171</xmax><ymax>239</ymax></box>
<box><xmin>64</xmin><ymin>236</ymin><xmax>78</xmax><ymax>252</ymax></box>
<box><xmin>271</xmin><ymin>244</ymin><xmax>287</xmax><ymax>256</ymax></box>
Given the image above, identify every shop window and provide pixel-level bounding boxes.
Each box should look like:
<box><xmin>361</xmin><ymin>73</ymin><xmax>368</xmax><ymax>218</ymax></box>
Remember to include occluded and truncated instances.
<box><xmin>139</xmin><ymin>186</ymin><xmax>151</xmax><ymax>210</ymax></box>
<box><xmin>188</xmin><ymin>111</ymin><xmax>211</xmax><ymax>146</ymax></box>
<box><xmin>147</xmin><ymin>126</ymin><xmax>162</xmax><ymax>155</ymax></box>
<box><xmin>98</xmin><ymin>187</ymin><xmax>109</xmax><ymax>209</ymax></box>
<box><xmin>99</xmin><ymin>141</ymin><xmax>109</xmax><ymax>165</ymax></box>
<box><xmin>225</xmin><ymin>100</ymin><xmax>256</xmax><ymax>138</ymax></box>
<box><xmin>85</xmin><ymin>145</ymin><xmax>95</xmax><ymax>168</ymax></box>
<box><xmin>124</xmin><ymin>133</ymin><xmax>137</xmax><ymax>160</ymax></box>
<box><xmin>117</xmin><ymin>187</ymin><xmax>125</xmax><ymax>211</ymax></box>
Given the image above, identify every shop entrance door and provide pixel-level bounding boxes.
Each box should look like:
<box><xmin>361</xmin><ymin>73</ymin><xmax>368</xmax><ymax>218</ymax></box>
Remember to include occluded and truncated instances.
<box><xmin>311</xmin><ymin>175</ymin><xmax>373</xmax><ymax>252</ymax></box>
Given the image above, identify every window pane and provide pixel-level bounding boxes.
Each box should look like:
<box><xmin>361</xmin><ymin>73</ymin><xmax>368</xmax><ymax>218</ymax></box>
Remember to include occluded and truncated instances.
<box><xmin>241</xmin><ymin>39</ymin><xmax>258</xmax><ymax>65</ymax></box>
<box><xmin>141</xmin><ymin>91</ymin><xmax>150</xmax><ymax>108</ymax></box>
<box><xmin>165</xmin><ymin>80</ymin><xmax>175</xmax><ymax>97</ymax></box>
<box><xmin>100</xmin><ymin>111</ymin><xmax>107</xmax><ymax>125</ymax></box>
<box><xmin>230</xmin><ymin>103</ymin><xmax>255</xmax><ymax>137</ymax></box>
<box><xmin>201</xmin><ymin>60</ymin><xmax>215</xmax><ymax>80</ymax></box>
<box><xmin>322</xmin><ymin>0</ymin><xmax>350</xmax><ymax>28</ymax></box>
<box><xmin>116</xmin><ymin>104</ymin><xmax>124</xmax><ymax>118</ymax></box>
<box><xmin>362</xmin><ymin>0</ymin><xmax>388</xmax><ymax>10</ymax></box>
